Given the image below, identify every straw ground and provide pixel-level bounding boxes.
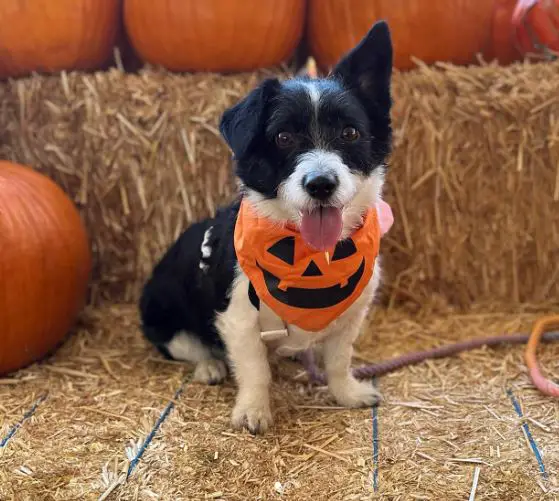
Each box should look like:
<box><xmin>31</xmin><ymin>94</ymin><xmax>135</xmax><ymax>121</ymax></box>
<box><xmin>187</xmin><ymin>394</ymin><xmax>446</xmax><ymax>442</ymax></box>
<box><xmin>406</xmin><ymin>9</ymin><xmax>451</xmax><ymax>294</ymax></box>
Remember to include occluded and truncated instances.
<box><xmin>1</xmin><ymin>302</ymin><xmax>558</xmax><ymax>500</ymax></box>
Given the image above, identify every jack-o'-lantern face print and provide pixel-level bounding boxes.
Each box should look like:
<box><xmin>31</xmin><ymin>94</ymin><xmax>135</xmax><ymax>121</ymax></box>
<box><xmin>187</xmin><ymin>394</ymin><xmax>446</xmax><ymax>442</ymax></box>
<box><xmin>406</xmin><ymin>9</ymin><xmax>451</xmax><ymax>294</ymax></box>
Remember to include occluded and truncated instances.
<box><xmin>234</xmin><ymin>199</ymin><xmax>381</xmax><ymax>332</ymax></box>
<box><xmin>257</xmin><ymin>236</ymin><xmax>366</xmax><ymax>310</ymax></box>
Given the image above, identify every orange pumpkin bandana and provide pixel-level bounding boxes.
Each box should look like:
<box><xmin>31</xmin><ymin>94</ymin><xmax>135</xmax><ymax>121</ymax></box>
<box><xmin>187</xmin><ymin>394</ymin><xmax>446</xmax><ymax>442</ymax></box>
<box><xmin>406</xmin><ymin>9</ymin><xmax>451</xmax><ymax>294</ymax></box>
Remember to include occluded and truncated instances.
<box><xmin>234</xmin><ymin>199</ymin><xmax>382</xmax><ymax>332</ymax></box>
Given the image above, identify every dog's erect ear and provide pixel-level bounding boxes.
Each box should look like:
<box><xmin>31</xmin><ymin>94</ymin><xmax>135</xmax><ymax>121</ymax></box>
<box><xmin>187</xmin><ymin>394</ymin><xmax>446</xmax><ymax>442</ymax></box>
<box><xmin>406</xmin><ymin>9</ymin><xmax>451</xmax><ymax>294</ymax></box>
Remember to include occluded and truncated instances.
<box><xmin>330</xmin><ymin>21</ymin><xmax>392</xmax><ymax>115</ymax></box>
<box><xmin>219</xmin><ymin>78</ymin><xmax>280</xmax><ymax>160</ymax></box>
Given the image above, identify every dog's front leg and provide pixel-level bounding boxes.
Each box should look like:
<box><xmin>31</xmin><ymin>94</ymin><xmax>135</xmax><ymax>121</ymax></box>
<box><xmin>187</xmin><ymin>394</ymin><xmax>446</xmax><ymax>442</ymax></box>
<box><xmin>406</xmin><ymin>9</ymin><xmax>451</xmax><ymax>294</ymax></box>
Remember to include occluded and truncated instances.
<box><xmin>216</xmin><ymin>277</ymin><xmax>272</xmax><ymax>434</ymax></box>
<box><xmin>322</xmin><ymin>313</ymin><xmax>381</xmax><ymax>408</ymax></box>
<box><xmin>228</xmin><ymin>331</ymin><xmax>272</xmax><ymax>434</ymax></box>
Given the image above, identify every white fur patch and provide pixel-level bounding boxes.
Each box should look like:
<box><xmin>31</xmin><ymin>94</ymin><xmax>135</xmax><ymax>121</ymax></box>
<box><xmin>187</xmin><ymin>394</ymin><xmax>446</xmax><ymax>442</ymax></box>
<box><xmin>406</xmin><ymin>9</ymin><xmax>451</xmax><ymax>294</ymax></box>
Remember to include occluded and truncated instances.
<box><xmin>193</xmin><ymin>358</ymin><xmax>227</xmax><ymax>384</ymax></box>
<box><xmin>279</xmin><ymin>148</ymin><xmax>356</xmax><ymax>211</ymax></box>
<box><xmin>166</xmin><ymin>331</ymin><xmax>211</xmax><ymax>363</ymax></box>
<box><xmin>201</xmin><ymin>227</ymin><xmax>213</xmax><ymax>257</ymax></box>
<box><xmin>166</xmin><ymin>331</ymin><xmax>227</xmax><ymax>384</ymax></box>
<box><xmin>244</xmin><ymin>162</ymin><xmax>385</xmax><ymax>241</ymax></box>
<box><xmin>301</xmin><ymin>81</ymin><xmax>321</xmax><ymax>108</ymax></box>
<box><xmin>300</xmin><ymin>81</ymin><xmax>323</xmax><ymax>144</ymax></box>
<box><xmin>216</xmin><ymin>268</ymin><xmax>273</xmax><ymax>433</ymax></box>
<box><xmin>199</xmin><ymin>226</ymin><xmax>213</xmax><ymax>271</ymax></box>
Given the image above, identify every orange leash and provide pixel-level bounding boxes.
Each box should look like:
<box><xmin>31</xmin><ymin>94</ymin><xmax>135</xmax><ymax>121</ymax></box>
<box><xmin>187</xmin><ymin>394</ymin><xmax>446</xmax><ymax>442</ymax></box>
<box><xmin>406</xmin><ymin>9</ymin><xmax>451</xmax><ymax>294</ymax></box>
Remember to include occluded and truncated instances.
<box><xmin>525</xmin><ymin>315</ymin><xmax>559</xmax><ymax>397</ymax></box>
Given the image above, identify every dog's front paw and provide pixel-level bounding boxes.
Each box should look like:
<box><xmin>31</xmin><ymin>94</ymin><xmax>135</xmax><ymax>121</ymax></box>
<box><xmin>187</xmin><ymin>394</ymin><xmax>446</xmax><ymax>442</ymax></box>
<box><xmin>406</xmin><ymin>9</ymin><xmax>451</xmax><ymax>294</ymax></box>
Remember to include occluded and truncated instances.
<box><xmin>231</xmin><ymin>401</ymin><xmax>273</xmax><ymax>435</ymax></box>
<box><xmin>193</xmin><ymin>359</ymin><xmax>227</xmax><ymax>385</ymax></box>
<box><xmin>330</xmin><ymin>379</ymin><xmax>382</xmax><ymax>408</ymax></box>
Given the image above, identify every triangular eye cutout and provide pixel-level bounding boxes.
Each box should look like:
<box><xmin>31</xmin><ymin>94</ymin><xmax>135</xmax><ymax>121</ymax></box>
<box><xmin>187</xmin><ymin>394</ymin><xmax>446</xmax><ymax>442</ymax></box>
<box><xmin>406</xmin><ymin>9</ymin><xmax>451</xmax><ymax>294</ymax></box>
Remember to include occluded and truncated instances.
<box><xmin>332</xmin><ymin>239</ymin><xmax>357</xmax><ymax>261</ymax></box>
<box><xmin>267</xmin><ymin>237</ymin><xmax>295</xmax><ymax>265</ymax></box>
<box><xmin>302</xmin><ymin>260</ymin><xmax>322</xmax><ymax>277</ymax></box>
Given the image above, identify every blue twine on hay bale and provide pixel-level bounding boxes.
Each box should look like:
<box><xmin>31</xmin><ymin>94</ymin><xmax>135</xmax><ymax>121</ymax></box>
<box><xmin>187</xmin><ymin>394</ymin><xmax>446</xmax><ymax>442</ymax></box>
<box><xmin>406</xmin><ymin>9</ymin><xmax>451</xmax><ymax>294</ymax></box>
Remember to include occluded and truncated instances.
<box><xmin>0</xmin><ymin>393</ymin><xmax>47</xmax><ymax>448</ymax></box>
<box><xmin>506</xmin><ymin>388</ymin><xmax>548</xmax><ymax>480</ymax></box>
<box><xmin>126</xmin><ymin>381</ymin><xmax>186</xmax><ymax>479</ymax></box>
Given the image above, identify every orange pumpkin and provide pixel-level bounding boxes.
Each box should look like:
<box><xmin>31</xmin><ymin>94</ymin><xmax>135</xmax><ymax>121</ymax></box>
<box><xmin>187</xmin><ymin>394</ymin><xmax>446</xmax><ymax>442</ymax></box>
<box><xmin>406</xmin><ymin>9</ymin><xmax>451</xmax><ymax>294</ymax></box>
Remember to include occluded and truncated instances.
<box><xmin>0</xmin><ymin>162</ymin><xmax>91</xmax><ymax>376</ymax></box>
<box><xmin>123</xmin><ymin>0</ymin><xmax>305</xmax><ymax>72</ymax></box>
<box><xmin>0</xmin><ymin>0</ymin><xmax>121</xmax><ymax>79</ymax></box>
<box><xmin>234</xmin><ymin>200</ymin><xmax>380</xmax><ymax>332</ymax></box>
<box><xmin>512</xmin><ymin>0</ymin><xmax>559</xmax><ymax>57</ymax></box>
<box><xmin>490</xmin><ymin>0</ymin><xmax>524</xmax><ymax>65</ymax></box>
<box><xmin>307</xmin><ymin>0</ymin><xmax>523</xmax><ymax>71</ymax></box>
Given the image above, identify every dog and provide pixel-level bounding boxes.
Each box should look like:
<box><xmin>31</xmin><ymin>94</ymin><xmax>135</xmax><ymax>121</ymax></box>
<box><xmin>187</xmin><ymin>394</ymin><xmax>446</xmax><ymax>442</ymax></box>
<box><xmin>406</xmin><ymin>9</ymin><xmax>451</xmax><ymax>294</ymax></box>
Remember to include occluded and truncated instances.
<box><xmin>139</xmin><ymin>21</ymin><xmax>394</xmax><ymax>434</ymax></box>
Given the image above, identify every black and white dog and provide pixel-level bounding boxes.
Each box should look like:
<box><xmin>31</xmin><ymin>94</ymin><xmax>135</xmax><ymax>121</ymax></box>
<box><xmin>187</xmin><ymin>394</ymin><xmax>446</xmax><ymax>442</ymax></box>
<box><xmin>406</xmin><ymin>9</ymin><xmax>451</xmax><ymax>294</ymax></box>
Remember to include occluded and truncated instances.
<box><xmin>139</xmin><ymin>21</ymin><xmax>393</xmax><ymax>434</ymax></box>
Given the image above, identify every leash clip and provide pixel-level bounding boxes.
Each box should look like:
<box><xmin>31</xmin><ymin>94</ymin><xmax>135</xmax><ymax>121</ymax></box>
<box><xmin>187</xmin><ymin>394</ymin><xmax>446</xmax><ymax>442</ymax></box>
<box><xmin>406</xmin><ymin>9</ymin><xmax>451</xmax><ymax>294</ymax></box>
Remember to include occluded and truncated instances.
<box><xmin>258</xmin><ymin>301</ymin><xmax>289</xmax><ymax>343</ymax></box>
<box><xmin>260</xmin><ymin>329</ymin><xmax>289</xmax><ymax>342</ymax></box>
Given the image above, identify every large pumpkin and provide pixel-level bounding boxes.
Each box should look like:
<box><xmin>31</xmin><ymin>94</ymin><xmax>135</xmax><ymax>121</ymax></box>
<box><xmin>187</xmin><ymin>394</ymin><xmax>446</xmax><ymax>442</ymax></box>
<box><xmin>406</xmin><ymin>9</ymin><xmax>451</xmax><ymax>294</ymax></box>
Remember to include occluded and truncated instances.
<box><xmin>123</xmin><ymin>0</ymin><xmax>305</xmax><ymax>72</ymax></box>
<box><xmin>0</xmin><ymin>0</ymin><xmax>121</xmax><ymax>79</ymax></box>
<box><xmin>0</xmin><ymin>162</ymin><xmax>91</xmax><ymax>376</ymax></box>
<box><xmin>308</xmin><ymin>0</ymin><xmax>523</xmax><ymax>71</ymax></box>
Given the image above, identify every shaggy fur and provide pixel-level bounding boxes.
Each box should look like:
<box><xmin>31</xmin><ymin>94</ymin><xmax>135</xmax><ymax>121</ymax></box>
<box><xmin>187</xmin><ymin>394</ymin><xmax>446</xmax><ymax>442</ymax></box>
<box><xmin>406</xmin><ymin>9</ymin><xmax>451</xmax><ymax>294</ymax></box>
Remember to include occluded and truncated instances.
<box><xmin>139</xmin><ymin>21</ymin><xmax>394</xmax><ymax>434</ymax></box>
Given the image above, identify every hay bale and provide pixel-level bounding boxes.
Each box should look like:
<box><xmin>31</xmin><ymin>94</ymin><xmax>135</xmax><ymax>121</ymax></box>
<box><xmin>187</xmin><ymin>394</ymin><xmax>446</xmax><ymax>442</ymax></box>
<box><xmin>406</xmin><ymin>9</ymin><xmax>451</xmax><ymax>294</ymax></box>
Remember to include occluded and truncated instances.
<box><xmin>386</xmin><ymin>60</ymin><xmax>559</xmax><ymax>308</ymax></box>
<box><xmin>0</xmin><ymin>67</ymin><xmax>286</xmax><ymax>304</ymax></box>
<box><xmin>0</xmin><ymin>62</ymin><xmax>558</xmax><ymax>307</ymax></box>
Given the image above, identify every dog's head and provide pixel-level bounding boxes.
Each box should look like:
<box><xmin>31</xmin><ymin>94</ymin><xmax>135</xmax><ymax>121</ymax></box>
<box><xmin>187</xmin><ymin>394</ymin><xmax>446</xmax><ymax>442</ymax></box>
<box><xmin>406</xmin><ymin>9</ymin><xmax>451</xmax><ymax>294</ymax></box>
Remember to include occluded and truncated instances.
<box><xmin>220</xmin><ymin>21</ymin><xmax>393</xmax><ymax>250</ymax></box>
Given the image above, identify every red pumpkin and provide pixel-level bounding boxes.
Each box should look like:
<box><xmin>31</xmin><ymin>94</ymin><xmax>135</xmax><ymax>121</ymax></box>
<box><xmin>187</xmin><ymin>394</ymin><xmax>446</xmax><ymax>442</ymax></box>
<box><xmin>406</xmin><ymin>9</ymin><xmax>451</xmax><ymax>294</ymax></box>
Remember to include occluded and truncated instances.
<box><xmin>307</xmin><ymin>0</ymin><xmax>523</xmax><ymax>71</ymax></box>
<box><xmin>0</xmin><ymin>162</ymin><xmax>91</xmax><ymax>376</ymax></box>
<box><xmin>512</xmin><ymin>0</ymin><xmax>559</xmax><ymax>57</ymax></box>
<box><xmin>123</xmin><ymin>0</ymin><xmax>305</xmax><ymax>72</ymax></box>
<box><xmin>0</xmin><ymin>0</ymin><xmax>121</xmax><ymax>79</ymax></box>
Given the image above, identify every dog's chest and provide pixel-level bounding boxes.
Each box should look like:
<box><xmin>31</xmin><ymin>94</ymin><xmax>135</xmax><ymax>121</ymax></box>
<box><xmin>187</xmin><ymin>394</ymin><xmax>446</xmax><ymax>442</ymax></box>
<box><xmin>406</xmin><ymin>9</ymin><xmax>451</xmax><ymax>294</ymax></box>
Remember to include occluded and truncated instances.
<box><xmin>266</xmin><ymin>324</ymin><xmax>329</xmax><ymax>357</ymax></box>
<box><xmin>247</xmin><ymin>271</ymin><xmax>378</xmax><ymax>357</ymax></box>
<box><xmin>217</xmin><ymin>265</ymin><xmax>379</xmax><ymax>358</ymax></box>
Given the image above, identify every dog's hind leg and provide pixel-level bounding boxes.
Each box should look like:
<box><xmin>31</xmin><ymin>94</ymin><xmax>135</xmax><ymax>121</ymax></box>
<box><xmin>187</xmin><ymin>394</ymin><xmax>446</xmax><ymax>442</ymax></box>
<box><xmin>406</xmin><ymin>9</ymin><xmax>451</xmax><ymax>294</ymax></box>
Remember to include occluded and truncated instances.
<box><xmin>143</xmin><ymin>327</ymin><xmax>227</xmax><ymax>385</ymax></box>
<box><xmin>167</xmin><ymin>331</ymin><xmax>227</xmax><ymax>384</ymax></box>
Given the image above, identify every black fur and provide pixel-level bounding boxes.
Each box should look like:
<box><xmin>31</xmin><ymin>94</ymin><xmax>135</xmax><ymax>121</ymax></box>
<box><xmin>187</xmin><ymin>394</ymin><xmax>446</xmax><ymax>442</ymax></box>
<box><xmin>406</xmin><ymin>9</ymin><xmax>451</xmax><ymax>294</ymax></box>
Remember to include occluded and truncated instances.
<box><xmin>139</xmin><ymin>202</ymin><xmax>240</xmax><ymax>355</ymax></box>
<box><xmin>330</xmin><ymin>22</ymin><xmax>393</xmax><ymax>152</ymax></box>
<box><xmin>139</xmin><ymin>21</ymin><xmax>393</xmax><ymax>358</ymax></box>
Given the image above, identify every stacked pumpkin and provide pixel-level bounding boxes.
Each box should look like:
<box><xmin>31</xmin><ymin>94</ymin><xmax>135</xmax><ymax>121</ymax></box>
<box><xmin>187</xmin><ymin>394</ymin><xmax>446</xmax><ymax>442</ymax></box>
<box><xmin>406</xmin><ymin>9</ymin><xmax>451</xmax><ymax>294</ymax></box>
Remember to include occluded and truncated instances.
<box><xmin>1</xmin><ymin>0</ymin><xmax>558</xmax><ymax>78</ymax></box>
<box><xmin>307</xmin><ymin>0</ymin><xmax>559</xmax><ymax>72</ymax></box>
<box><xmin>123</xmin><ymin>0</ymin><xmax>559</xmax><ymax>72</ymax></box>
<box><xmin>0</xmin><ymin>0</ymin><xmax>307</xmax><ymax>78</ymax></box>
<box><xmin>123</xmin><ymin>0</ymin><xmax>306</xmax><ymax>72</ymax></box>
<box><xmin>0</xmin><ymin>0</ymin><xmax>121</xmax><ymax>78</ymax></box>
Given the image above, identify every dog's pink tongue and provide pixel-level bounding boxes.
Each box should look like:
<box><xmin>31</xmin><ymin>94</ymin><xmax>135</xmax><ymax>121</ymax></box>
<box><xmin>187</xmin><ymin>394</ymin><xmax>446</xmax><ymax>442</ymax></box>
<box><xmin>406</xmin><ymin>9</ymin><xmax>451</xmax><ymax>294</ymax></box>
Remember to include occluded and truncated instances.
<box><xmin>301</xmin><ymin>207</ymin><xmax>343</xmax><ymax>251</ymax></box>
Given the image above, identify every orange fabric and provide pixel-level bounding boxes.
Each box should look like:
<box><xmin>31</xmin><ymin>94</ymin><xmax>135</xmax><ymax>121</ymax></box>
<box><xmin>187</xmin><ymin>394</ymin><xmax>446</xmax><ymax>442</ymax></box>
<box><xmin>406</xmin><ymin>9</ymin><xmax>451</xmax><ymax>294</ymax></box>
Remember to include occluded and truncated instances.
<box><xmin>525</xmin><ymin>315</ymin><xmax>559</xmax><ymax>397</ymax></box>
<box><xmin>234</xmin><ymin>199</ymin><xmax>381</xmax><ymax>332</ymax></box>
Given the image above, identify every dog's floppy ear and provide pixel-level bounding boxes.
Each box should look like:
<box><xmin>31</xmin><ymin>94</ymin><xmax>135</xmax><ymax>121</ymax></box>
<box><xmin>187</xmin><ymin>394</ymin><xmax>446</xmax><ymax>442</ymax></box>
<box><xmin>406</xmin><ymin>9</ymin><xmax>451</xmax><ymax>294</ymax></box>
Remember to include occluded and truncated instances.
<box><xmin>219</xmin><ymin>78</ymin><xmax>280</xmax><ymax>160</ymax></box>
<box><xmin>330</xmin><ymin>21</ymin><xmax>393</xmax><ymax>117</ymax></box>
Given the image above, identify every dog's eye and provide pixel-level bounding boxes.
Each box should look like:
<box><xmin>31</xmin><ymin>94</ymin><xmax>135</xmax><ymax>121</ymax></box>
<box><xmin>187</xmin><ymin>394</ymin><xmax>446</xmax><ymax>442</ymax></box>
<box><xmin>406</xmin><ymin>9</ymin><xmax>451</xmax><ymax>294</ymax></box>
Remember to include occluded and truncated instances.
<box><xmin>341</xmin><ymin>126</ymin><xmax>360</xmax><ymax>142</ymax></box>
<box><xmin>276</xmin><ymin>132</ymin><xmax>295</xmax><ymax>149</ymax></box>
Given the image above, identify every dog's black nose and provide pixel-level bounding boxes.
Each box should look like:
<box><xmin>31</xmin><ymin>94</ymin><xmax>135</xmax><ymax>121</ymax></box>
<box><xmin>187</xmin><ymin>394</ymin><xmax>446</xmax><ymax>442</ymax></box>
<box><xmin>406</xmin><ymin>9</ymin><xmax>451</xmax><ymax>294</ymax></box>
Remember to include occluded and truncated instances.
<box><xmin>303</xmin><ymin>172</ymin><xmax>339</xmax><ymax>201</ymax></box>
